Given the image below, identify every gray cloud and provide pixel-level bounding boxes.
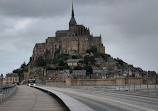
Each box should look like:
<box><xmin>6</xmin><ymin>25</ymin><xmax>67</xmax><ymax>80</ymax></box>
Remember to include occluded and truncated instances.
<box><xmin>0</xmin><ymin>0</ymin><xmax>158</xmax><ymax>75</ymax></box>
<box><xmin>108</xmin><ymin>0</ymin><xmax>158</xmax><ymax>37</ymax></box>
<box><xmin>0</xmin><ymin>0</ymin><xmax>70</xmax><ymax>18</ymax></box>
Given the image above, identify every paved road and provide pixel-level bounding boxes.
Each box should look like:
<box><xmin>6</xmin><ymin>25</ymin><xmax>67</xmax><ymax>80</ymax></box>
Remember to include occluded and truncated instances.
<box><xmin>0</xmin><ymin>85</ymin><xmax>67</xmax><ymax>111</ymax></box>
<box><xmin>46</xmin><ymin>86</ymin><xmax>158</xmax><ymax>111</ymax></box>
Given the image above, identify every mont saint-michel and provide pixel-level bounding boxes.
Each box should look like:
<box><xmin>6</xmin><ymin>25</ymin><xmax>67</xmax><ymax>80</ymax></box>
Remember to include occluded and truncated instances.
<box><xmin>1</xmin><ymin>2</ymin><xmax>157</xmax><ymax>86</ymax></box>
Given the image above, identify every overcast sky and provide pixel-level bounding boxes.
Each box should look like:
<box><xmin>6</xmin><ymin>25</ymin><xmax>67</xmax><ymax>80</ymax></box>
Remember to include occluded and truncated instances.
<box><xmin>0</xmin><ymin>0</ymin><xmax>158</xmax><ymax>75</ymax></box>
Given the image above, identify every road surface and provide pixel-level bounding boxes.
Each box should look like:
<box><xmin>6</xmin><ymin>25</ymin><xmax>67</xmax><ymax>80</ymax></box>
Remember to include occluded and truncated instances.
<box><xmin>46</xmin><ymin>86</ymin><xmax>158</xmax><ymax>111</ymax></box>
<box><xmin>0</xmin><ymin>85</ymin><xmax>67</xmax><ymax>111</ymax></box>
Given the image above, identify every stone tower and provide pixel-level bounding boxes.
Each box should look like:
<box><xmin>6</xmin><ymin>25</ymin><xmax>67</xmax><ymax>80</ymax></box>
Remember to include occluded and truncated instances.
<box><xmin>69</xmin><ymin>2</ymin><xmax>77</xmax><ymax>35</ymax></box>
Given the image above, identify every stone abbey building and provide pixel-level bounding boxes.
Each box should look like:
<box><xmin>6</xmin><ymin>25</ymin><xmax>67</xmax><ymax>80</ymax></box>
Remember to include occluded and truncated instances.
<box><xmin>31</xmin><ymin>3</ymin><xmax>105</xmax><ymax>63</ymax></box>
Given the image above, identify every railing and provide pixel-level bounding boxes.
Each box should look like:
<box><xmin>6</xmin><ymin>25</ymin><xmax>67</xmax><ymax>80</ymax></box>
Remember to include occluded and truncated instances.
<box><xmin>0</xmin><ymin>84</ymin><xmax>17</xmax><ymax>102</ymax></box>
<box><xmin>71</xmin><ymin>84</ymin><xmax>158</xmax><ymax>98</ymax></box>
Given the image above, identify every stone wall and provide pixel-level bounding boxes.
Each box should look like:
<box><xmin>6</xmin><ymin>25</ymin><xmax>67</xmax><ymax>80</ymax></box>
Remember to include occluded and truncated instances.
<box><xmin>71</xmin><ymin>78</ymin><xmax>116</xmax><ymax>86</ymax></box>
<box><xmin>143</xmin><ymin>77</ymin><xmax>156</xmax><ymax>84</ymax></box>
<box><xmin>65</xmin><ymin>77</ymin><xmax>157</xmax><ymax>86</ymax></box>
<box><xmin>126</xmin><ymin>77</ymin><xmax>144</xmax><ymax>85</ymax></box>
<box><xmin>45</xmin><ymin>77</ymin><xmax>158</xmax><ymax>86</ymax></box>
<box><xmin>46</xmin><ymin>77</ymin><xmax>157</xmax><ymax>86</ymax></box>
<box><xmin>46</xmin><ymin>80</ymin><xmax>66</xmax><ymax>87</ymax></box>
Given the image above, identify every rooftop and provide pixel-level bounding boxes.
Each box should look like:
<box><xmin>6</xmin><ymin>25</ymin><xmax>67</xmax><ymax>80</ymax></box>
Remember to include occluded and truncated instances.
<box><xmin>6</xmin><ymin>73</ymin><xmax>19</xmax><ymax>77</ymax></box>
<box><xmin>56</xmin><ymin>30</ymin><xmax>69</xmax><ymax>33</ymax></box>
<box><xmin>60</xmin><ymin>36</ymin><xmax>88</xmax><ymax>39</ymax></box>
<box><xmin>72</xmin><ymin>70</ymin><xmax>86</xmax><ymax>73</ymax></box>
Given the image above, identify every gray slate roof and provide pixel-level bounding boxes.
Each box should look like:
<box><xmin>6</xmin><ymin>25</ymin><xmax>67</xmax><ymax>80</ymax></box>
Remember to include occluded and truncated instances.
<box><xmin>59</xmin><ymin>70</ymin><xmax>70</xmax><ymax>74</ymax></box>
<box><xmin>93</xmin><ymin>67</ymin><xmax>102</xmax><ymax>70</ymax></box>
<box><xmin>60</xmin><ymin>36</ymin><xmax>88</xmax><ymax>39</ymax></box>
<box><xmin>6</xmin><ymin>73</ymin><xmax>19</xmax><ymax>77</ymax></box>
<box><xmin>72</xmin><ymin>70</ymin><xmax>86</xmax><ymax>73</ymax></box>
<box><xmin>70</xmin><ymin>17</ymin><xmax>76</xmax><ymax>23</ymax></box>
<box><xmin>56</xmin><ymin>30</ymin><xmax>69</xmax><ymax>33</ymax></box>
<box><xmin>93</xmin><ymin>37</ymin><xmax>101</xmax><ymax>40</ymax></box>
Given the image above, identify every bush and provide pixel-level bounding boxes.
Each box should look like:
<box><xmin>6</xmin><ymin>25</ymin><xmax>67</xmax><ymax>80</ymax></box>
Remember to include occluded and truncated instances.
<box><xmin>84</xmin><ymin>65</ymin><xmax>93</xmax><ymax>78</ymax></box>
<box><xmin>79</xmin><ymin>60</ymin><xmax>84</xmax><ymax>64</ymax></box>
<box><xmin>116</xmin><ymin>58</ymin><xmax>125</xmax><ymax>66</ymax></box>
<box><xmin>102</xmin><ymin>54</ymin><xmax>111</xmax><ymax>61</ymax></box>
<box><xmin>74</xmin><ymin>66</ymin><xmax>83</xmax><ymax>70</ymax></box>
<box><xmin>95</xmin><ymin>64</ymin><xmax>100</xmax><ymax>67</ymax></box>
<box><xmin>36</xmin><ymin>56</ymin><xmax>46</xmax><ymax>67</ymax></box>
<box><xmin>86</xmin><ymin>46</ymin><xmax>98</xmax><ymax>54</ymax></box>
<box><xmin>86</xmin><ymin>49</ymin><xmax>91</xmax><ymax>54</ymax></box>
<box><xmin>91</xmin><ymin>46</ymin><xmax>97</xmax><ymax>53</ymax></box>
<box><xmin>72</xmin><ymin>55</ymin><xmax>78</xmax><ymax>59</ymax></box>
<box><xmin>89</xmin><ymin>56</ymin><xmax>95</xmax><ymax>65</ymax></box>
<box><xmin>83</xmin><ymin>55</ymin><xmax>96</xmax><ymax>65</ymax></box>
<box><xmin>20</xmin><ymin>62</ymin><xmax>26</xmax><ymax>68</ymax></box>
<box><xmin>84</xmin><ymin>55</ymin><xmax>89</xmax><ymax>65</ymax></box>
<box><xmin>52</xmin><ymin>53</ymin><xmax>69</xmax><ymax>64</ymax></box>
<box><xmin>58</xmin><ymin>59</ymin><xmax>65</xmax><ymax>66</ymax></box>
<box><xmin>94</xmin><ymin>52</ymin><xmax>100</xmax><ymax>58</ymax></box>
<box><xmin>54</xmin><ymin>49</ymin><xmax>60</xmax><ymax>55</ymax></box>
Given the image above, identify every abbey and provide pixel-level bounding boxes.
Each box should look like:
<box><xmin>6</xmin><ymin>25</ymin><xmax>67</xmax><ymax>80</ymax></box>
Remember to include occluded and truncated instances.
<box><xmin>31</xmin><ymin>3</ymin><xmax>105</xmax><ymax>63</ymax></box>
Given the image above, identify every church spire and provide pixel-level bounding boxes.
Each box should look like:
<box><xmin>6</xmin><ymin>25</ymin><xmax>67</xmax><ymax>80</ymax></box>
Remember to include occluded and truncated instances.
<box><xmin>69</xmin><ymin>1</ymin><xmax>76</xmax><ymax>24</ymax></box>
<box><xmin>69</xmin><ymin>1</ymin><xmax>77</xmax><ymax>32</ymax></box>
<box><xmin>72</xmin><ymin>1</ymin><xmax>74</xmax><ymax>18</ymax></box>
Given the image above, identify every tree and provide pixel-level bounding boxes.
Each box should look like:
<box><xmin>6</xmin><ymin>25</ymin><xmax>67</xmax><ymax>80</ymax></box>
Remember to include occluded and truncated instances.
<box><xmin>13</xmin><ymin>69</ymin><xmax>23</xmax><ymax>74</ymax></box>
<box><xmin>58</xmin><ymin>59</ymin><xmax>65</xmax><ymax>66</ymax></box>
<box><xmin>84</xmin><ymin>55</ymin><xmax>89</xmax><ymax>65</ymax></box>
<box><xmin>72</xmin><ymin>55</ymin><xmax>78</xmax><ymax>59</ymax></box>
<box><xmin>54</xmin><ymin>49</ymin><xmax>60</xmax><ymax>55</ymax></box>
<box><xmin>74</xmin><ymin>66</ymin><xmax>82</xmax><ymax>70</ymax></box>
<box><xmin>116</xmin><ymin>58</ymin><xmax>125</xmax><ymax>66</ymax></box>
<box><xmin>84</xmin><ymin>65</ymin><xmax>93</xmax><ymax>78</ymax></box>
<box><xmin>95</xmin><ymin>64</ymin><xmax>100</xmax><ymax>67</ymax></box>
<box><xmin>79</xmin><ymin>60</ymin><xmax>84</xmax><ymax>64</ymax></box>
<box><xmin>62</xmin><ymin>54</ymin><xmax>69</xmax><ymax>60</ymax></box>
<box><xmin>86</xmin><ymin>49</ymin><xmax>91</xmax><ymax>54</ymax></box>
<box><xmin>83</xmin><ymin>55</ymin><xmax>96</xmax><ymax>65</ymax></box>
<box><xmin>148</xmin><ymin>71</ymin><xmax>157</xmax><ymax>77</ymax></box>
<box><xmin>94</xmin><ymin>52</ymin><xmax>100</xmax><ymax>58</ymax></box>
<box><xmin>20</xmin><ymin>62</ymin><xmax>26</xmax><ymax>68</ymax></box>
<box><xmin>13</xmin><ymin>68</ymin><xmax>24</xmax><ymax>82</ymax></box>
<box><xmin>89</xmin><ymin>56</ymin><xmax>95</xmax><ymax>65</ymax></box>
<box><xmin>91</xmin><ymin>46</ymin><xmax>97</xmax><ymax>53</ymax></box>
<box><xmin>101</xmin><ymin>54</ymin><xmax>111</xmax><ymax>61</ymax></box>
<box><xmin>36</xmin><ymin>56</ymin><xmax>46</xmax><ymax>67</ymax></box>
<box><xmin>86</xmin><ymin>46</ymin><xmax>98</xmax><ymax>54</ymax></box>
